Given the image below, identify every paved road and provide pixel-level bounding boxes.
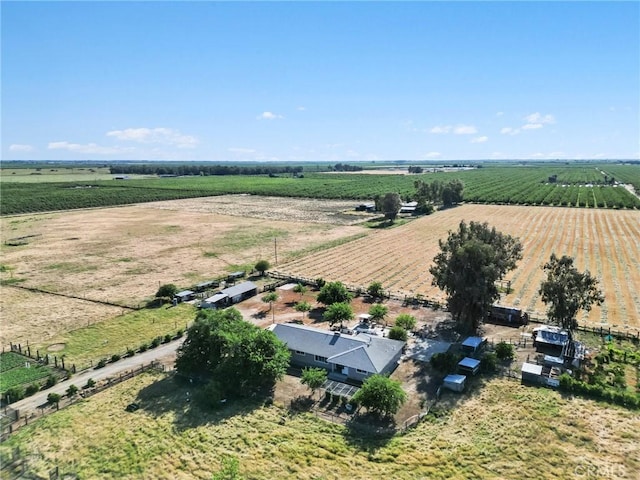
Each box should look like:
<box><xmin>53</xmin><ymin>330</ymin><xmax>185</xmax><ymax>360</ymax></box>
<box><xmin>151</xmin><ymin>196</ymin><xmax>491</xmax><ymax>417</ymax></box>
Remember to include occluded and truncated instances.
<box><xmin>9</xmin><ymin>338</ymin><xmax>184</xmax><ymax>414</ymax></box>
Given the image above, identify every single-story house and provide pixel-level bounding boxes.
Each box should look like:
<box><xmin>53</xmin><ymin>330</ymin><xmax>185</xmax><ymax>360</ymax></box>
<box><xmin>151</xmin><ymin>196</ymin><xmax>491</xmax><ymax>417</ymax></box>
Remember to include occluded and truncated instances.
<box><xmin>458</xmin><ymin>357</ymin><xmax>481</xmax><ymax>376</ymax></box>
<box><xmin>174</xmin><ymin>290</ymin><xmax>195</xmax><ymax>303</ymax></box>
<box><xmin>461</xmin><ymin>336</ymin><xmax>485</xmax><ymax>356</ymax></box>
<box><xmin>443</xmin><ymin>374</ymin><xmax>466</xmax><ymax>392</ymax></box>
<box><xmin>271</xmin><ymin>323</ymin><xmax>405</xmax><ymax>383</ymax></box>
<box><xmin>200</xmin><ymin>281</ymin><xmax>258</xmax><ymax>309</ymax></box>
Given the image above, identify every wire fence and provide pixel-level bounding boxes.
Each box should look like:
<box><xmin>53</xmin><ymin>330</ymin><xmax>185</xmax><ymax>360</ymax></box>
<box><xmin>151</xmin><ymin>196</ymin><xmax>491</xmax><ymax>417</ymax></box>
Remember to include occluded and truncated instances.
<box><xmin>0</xmin><ymin>361</ymin><xmax>164</xmax><ymax>443</ymax></box>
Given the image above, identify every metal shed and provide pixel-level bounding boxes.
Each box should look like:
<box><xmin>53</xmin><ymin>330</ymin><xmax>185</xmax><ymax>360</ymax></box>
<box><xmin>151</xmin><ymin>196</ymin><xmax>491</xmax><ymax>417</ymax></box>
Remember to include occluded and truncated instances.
<box><xmin>458</xmin><ymin>357</ymin><xmax>481</xmax><ymax>375</ymax></box>
<box><xmin>443</xmin><ymin>374</ymin><xmax>466</xmax><ymax>392</ymax></box>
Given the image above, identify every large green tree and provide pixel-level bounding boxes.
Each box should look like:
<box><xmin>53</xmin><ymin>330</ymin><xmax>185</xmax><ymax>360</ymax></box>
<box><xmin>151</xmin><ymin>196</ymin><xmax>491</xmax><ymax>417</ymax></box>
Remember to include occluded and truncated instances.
<box><xmin>366</xmin><ymin>281</ymin><xmax>385</xmax><ymax>301</ymax></box>
<box><xmin>380</xmin><ymin>192</ymin><xmax>402</xmax><ymax>223</ymax></box>
<box><xmin>175</xmin><ymin>308</ymin><xmax>290</xmax><ymax>398</ymax></box>
<box><xmin>430</xmin><ymin>221</ymin><xmax>522</xmax><ymax>333</ymax></box>
<box><xmin>323</xmin><ymin>302</ymin><xmax>354</xmax><ymax>328</ymax></box>
<box><xmin>317</xmin><ymin>281</ymin><xmax>352</xmax><ymax>305</ymax></box>
<box><xmin>255</xmin><ymin>259</ymin><xmax>270</xmax><ymax>276</ymax></box>
<box><xmin>351</xmin><ymin>375</ymin><xmax>407</xmax><ymax>418</ymax></box>
<box><xmin>539</xmin><ymin>254</ymin><xmax>604</xmax><ymax>331</ymax></box>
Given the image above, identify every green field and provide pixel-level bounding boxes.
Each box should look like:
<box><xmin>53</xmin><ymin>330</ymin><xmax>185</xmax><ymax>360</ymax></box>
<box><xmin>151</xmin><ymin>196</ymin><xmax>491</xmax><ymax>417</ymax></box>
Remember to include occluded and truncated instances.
<box><xmin>2</xmin><ymin>371</ymin><xmax>638</xmax><ymax>479</ymax></box>
<box><xmin>34</xmin><ymin>303</ymin><xmax>196</xmax><ymax>370</ymax></box>
<box><xmin>0</xmin><ymin>352</ymin><xmax>54</xmax><ymax>394</ymax></box>
<box><xmin>2</xmin><ymin>163</ymin><xmax>639</xmax><ymax>215</ymax></box>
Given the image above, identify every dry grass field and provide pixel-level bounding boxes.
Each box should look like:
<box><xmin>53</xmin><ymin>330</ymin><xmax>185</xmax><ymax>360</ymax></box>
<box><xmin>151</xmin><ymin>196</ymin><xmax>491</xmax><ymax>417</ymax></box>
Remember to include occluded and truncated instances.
<box><xmin>276</xmin><ymin>204</ymin><xmax>640</xmax><ymax>333</ymax></box>
<box><xmin>0</xmin><ymin>196</ymin><xmax>369</xmax><ymax>347</ymax></box>
<box><xmin>2</xmin><ymin>371</ymin><xmax>637</xmax><ymax>479</ymax></box>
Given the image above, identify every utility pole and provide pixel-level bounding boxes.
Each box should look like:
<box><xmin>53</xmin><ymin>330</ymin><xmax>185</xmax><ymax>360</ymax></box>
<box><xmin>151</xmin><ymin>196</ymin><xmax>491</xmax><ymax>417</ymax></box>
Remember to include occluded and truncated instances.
<box><xmin>274</xmin><ymin>237</ymin><xmax>278</xmax><ymax>265</ymax></box>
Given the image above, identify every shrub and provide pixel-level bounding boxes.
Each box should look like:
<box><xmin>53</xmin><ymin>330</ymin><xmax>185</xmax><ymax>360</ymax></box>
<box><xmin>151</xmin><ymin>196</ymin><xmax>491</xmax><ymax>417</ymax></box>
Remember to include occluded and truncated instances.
<box><xmin>95</xmin><ymin>358</ymin><xmax>107</xmax><ymax>369</ymax></box>
<box><xmin>430</xmin><ymin>352</ymin><xmax>460</xmax><ymax>372</ymax></box>
<box><xmin>175</xmin><ymin>329</ymin><xmax>184</xmax><ymax>339</ymax></box>
<box><xmin>495</xmin><ymin>342</ymin><xmax>515</xmax><ymax>361</ymax></box>
<box><xmin>66</xmin><ymin>384</ymin><xmax>79</xmax><ymax>397</ymax></box>
<box><xmin>125</xmin><ymin>348</ymin><xmax>135</xmax><ymax>358</ymax></box>
<box><xmin>315</xmin><ymin>278</ymin><xmax>326</xmax><ymax>289</ymax></box>
<box><xmin>138</xmin><ymin>343</ymin><xmax>148</xmax><ymax>353</ymax></box>
<box><xmin>388</xmin><ymin>326</ymin><xmax>408</xmax><ymax>342</ymax></box>
<box><xmin>3</xmin><ymin>386</ymin><xmax>25</xmax><ymax>403</ymax></box>
<box><xmin>45</xmin><ymin>375</ymin><xmax>57</xmax><ymax>388</ymax></box>
<box><xmin>84</xmin><ymin>378</ymin><xmax>96</xmax><ymax>389</ymax></box>
<box><xmin>155</xmin><ymin>283</ymin><xmax>178</xmax><ymax>298</ymax></box>
<box><xmin>25</xmin><ymin>384</ymin><xmax>40</xmax><ymax>397</ymax></box>
<box><xmin>395</xmin><ymin>313</ymin><xmax>417</xmax><ymax>331</ymax></box>
<box><xmin>150</xmin><ymin>337</ymin><xmax>162</xmax><ymax>348</ymax></box>
<box><xmin>110</xmin><ymin>354</ymin><xmax>121</xmax><ymax>363</ymax></box>
<box><xmin>163</xmin><ymin>334</ymin><xmax>173</xmax><ymax>344</ymax></box>
<box><xmin>481</xmin><ymin>353</ymin><xmax>498</xmax><ymax>372</ymax></box>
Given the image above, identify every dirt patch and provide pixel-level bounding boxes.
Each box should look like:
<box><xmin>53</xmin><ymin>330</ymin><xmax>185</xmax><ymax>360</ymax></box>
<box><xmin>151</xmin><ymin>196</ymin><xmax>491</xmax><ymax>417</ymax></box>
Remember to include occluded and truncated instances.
<box><xmin>0</xmin><ymin>197</ymin><xmax>369</xmax><ymax>346</ymax></box>
<box><xmin>46</xmin><ymin>343</ymin><xmax>66</xmax><ymax>352</ymax></box>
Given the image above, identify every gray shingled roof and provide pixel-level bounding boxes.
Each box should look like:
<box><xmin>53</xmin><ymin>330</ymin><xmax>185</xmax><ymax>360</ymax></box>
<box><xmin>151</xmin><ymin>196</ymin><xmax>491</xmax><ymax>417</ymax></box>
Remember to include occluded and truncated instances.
<box><xmin>272</xmin><ymin>323</ymin><xmax>405</xmax><ymax>374</ymax></box>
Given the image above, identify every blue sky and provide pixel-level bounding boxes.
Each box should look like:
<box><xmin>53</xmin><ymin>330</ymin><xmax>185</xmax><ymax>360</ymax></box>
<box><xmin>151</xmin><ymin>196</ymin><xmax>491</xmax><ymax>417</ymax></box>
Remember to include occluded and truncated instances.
<box><xmin>2</xmin><ymin>1</ymin><xmax>639</xmax><ymax>162</ymax></box>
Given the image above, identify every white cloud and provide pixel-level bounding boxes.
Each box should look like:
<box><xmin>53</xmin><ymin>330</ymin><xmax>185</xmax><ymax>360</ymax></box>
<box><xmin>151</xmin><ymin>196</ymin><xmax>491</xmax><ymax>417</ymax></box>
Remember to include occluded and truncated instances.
<box><xmin>471</xmin><ymin>136</ymin><xmax>488</xmax><ymax>143</ymax></box>
<box><xmin>522</xmin><ymin>123</ymin><xmax>543</xmax><ymax>130</ymax></box>
<box><xmin>424</xmin><ymin>152</ymin><xmax>441</xmax><ymax>159</ymax></box>
<box><xmin>496</xmin><ymin>111</ymin><xmax>504</xmax><ymax>116</ymax></box>
<box><xmin>297</xmin><ymin>106</ymin><xmax>306</xmax><ymax>111</ymax></box>
<box><xmin>9</xmin><ymin>144</ymin><xmax>34</xmax><ymax>152</ymax></box>
<box><xmin>257</xmin><ymin>111</ymin><xmax>284</xmax><ymax>120</ymax></box>
<box><xmin>430</xmin><ymin>125</ymin><xmax>451</xmax><ymax>134</ymax></box>
<box><xmin>227</xmin><ymin>147</ymin><xmax>256</xmax><ymax>154</ymax></box>
<box><xmin>524</xmin><ymin>112</ymin><xmax>555</xmax><ymax>125</ymax></box>
<box><xmin>48</xmin><ymin>141</ymin><xmax>129</xmax><ymax>155</ymax></box>
<box><xmin>453</xmin><ymin>125</ymin><xmax>477</xmax><ymax>135</ymax></box>
<box><xmin>106</xmin><ymin>127</ymin><xmax>198</xmax><ymax>148</ymax></box>
<box><xmin>500</xmin><ymin>127</ymin><xmax>520</xmax><ymax>135</ymax></box>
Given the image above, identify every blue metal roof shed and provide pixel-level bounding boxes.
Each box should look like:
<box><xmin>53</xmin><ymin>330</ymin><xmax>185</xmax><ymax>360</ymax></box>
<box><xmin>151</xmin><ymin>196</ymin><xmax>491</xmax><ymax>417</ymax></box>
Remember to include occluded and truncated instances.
<box><xmin>458</xmin><ymin>357</ymin><xmax>481</xmax><ymax>375</ymax></box>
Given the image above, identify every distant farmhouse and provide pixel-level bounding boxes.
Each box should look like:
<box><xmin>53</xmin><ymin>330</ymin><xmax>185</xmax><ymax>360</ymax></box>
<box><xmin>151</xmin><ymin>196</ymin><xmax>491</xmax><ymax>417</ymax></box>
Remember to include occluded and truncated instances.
<box><xmin>271</xmin><ymin>323</ymin><xmax>405</xmax><ymax>383</ymax></box>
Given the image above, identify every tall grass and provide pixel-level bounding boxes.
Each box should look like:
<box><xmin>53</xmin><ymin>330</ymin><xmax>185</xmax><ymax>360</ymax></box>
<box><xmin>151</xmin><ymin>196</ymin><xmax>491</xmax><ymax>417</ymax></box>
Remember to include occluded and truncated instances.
<box><xmin>3</xmin><ymin>373</ymin><xmax>638</xmax><ymax>479</ymax></box>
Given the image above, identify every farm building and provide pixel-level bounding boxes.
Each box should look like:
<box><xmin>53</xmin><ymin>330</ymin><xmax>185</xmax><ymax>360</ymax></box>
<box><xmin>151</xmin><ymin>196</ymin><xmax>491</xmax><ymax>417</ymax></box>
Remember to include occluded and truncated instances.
<box><xmin>226</xmin><ymin>271</ymin><xmax>246</xmax><ymax>283</ymax></box>
<box><xmin>355</xmin><ymin>203</ymin><xmax>376</xmax><ymax>212</ymax></box>
<box><xmin>443</xmin><ymin>374</ymin><xmax>466</xmax><ymax>392</ymax></box>
<box><xmin>200</xmin><ymin>293</ymin><xmax>229</xmax><ymax>309</ymax></box>
<box><xmin>194</xmin><ymin>279</ymin><xmax>219</xmax><ymax>293</ymax></box>
<box><xmin>200</xmin><ymin>281</ymin><xmax>258</xmax><ymax>309</ymax></box>
<box><xmin>461</xmin><ymin>336</ymin><xmax>485</xmax><ymax>356</ymax></box>
<box><xmin>174</xmin><ymin>290</ymin><xmax>195</xmax><ymax>303</ymax></box>
<box><xmin>399</xmin><ymin>201</ymin><xmax>418</xmax><ymax>214</ymax></box>
<box><xmin>487</xmin><ymin>304</ymin><xmax>529</xmax><ymax>326</ymax></box>
<box><xmin>520</xmin><ymin>362</ymin><xmax>562</xmax><ymax>388</ymax></box>
<box><xmin>270</xmin><ymin>323</ymin><xmax>405</xmax><ymax>383</ymax></box>
<box><xmin>458</xmin><ymin>357</ymin><xmax>481</xmax><ymax>376</ymax></box>
<box><xmin>532</xmin><ymin>325</ymin><xmax>569</xmax><ymax>354</ymax></box>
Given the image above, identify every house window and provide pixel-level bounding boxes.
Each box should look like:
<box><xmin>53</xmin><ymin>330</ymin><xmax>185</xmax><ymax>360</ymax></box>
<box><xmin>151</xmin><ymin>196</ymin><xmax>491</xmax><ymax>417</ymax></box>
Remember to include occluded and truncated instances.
<box><xmin>356</xmin><ymin>369</ymin><xmax>368</xmax><ymax>374</ymax></box>
<box><xmin>295</xmin><ymin>350</ymin><xmax>305</xmax><ymax>356</ymax></box>
<box><xmin>314</xmin><ymin>355</ymin><xmax>328</xmax><ymax>363</ymax></box>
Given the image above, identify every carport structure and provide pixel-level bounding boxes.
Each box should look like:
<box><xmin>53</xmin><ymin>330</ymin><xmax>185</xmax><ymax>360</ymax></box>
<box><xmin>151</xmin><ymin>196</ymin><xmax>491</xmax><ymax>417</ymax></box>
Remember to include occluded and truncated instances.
<box><xmin>322</xmin><ymin>380</ymin><xmax>359</xmax><ymax>399</ymax></box>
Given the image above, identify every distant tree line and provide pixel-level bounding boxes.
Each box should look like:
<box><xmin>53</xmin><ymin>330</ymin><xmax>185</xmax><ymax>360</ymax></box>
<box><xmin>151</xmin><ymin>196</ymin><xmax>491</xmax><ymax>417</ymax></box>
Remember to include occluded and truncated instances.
<box><xmin>331</xmin><ymin>163</ymin><xmax>363</xmax><ymax>172</ymax></box>
<box><xmin>109</xmin><ymin>164</ymin><xmax>304</xmax><ymax>176</ymax></box>
<box><xmin>414</xmin><ymin>178</ymin><xmax>464</xmax><ymax>212</ymax></box>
